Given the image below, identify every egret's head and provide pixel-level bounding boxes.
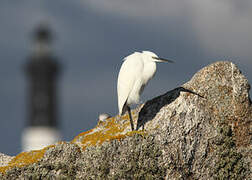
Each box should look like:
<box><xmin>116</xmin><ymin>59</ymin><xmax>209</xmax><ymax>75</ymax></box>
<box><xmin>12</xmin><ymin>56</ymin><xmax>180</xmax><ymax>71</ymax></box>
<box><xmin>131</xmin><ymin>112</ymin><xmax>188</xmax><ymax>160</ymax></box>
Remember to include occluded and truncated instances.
<box><xmin>142</xmin><ymin>51</ymin><xmax>174</xmax><ymax>63</ymax></box>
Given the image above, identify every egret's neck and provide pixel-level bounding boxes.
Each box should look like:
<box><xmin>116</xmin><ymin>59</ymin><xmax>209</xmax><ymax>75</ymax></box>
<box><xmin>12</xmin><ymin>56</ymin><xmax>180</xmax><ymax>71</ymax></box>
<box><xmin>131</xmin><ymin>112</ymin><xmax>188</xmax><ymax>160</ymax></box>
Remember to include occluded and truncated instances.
<box><xmin>142</xmin><ymin>61</ymin><xmax>156</xmax><ymax>84</ymax></box>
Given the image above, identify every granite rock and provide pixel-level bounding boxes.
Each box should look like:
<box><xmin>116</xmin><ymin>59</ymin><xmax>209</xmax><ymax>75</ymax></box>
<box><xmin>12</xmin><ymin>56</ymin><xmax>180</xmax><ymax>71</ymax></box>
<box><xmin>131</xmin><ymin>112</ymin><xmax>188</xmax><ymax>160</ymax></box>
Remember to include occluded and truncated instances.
<box><xmin>0</xmin><ymin>61</ymin><xmax>251</xmax><ymax>179</ymax></box>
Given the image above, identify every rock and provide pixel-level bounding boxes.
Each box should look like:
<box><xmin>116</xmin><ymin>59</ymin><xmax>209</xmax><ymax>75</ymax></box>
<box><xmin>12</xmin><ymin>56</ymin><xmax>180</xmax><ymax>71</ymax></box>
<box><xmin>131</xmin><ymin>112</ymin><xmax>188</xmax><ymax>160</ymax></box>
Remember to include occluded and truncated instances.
<box><xmin>98</xmin><ymin>113</ymin><xmax>111</xmax><ymax>122</ymax></box>
<box><xmin>0</xmin><ymin>153</ymin><xmax>13</xmax><ymax>167</ymax></box>
<box><xmin>0</xmin><ymin>61</ymin><xmax>251</xmax><ymax>179</ymax></box>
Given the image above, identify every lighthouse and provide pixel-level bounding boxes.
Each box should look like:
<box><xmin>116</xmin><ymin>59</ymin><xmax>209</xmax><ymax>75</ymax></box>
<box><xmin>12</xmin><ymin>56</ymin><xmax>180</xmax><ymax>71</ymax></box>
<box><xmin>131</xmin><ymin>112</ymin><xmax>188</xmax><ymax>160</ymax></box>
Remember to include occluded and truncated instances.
<box><xmin>22</xmin><ymin>23</ymin><xmax>61</xmax><ymax>151</ymax></box>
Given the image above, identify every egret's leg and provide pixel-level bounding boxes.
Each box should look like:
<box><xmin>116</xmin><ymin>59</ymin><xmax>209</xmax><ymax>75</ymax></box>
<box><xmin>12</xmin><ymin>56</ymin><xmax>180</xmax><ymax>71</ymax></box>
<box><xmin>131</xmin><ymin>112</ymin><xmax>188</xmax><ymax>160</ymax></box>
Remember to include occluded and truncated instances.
<box><xmin>127</xmin><ymin>106</ymin><xmax>134</xmax><ymax>131</ymax></box>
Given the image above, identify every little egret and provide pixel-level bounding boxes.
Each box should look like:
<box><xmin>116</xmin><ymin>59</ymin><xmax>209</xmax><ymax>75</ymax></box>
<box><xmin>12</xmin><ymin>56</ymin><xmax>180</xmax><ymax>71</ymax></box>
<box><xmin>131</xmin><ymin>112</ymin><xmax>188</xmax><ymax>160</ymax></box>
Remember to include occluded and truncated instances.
<box><xmin>117</xmin><ymin>51</ymin><xmax>174</xmax><ymax>131</ymax></box>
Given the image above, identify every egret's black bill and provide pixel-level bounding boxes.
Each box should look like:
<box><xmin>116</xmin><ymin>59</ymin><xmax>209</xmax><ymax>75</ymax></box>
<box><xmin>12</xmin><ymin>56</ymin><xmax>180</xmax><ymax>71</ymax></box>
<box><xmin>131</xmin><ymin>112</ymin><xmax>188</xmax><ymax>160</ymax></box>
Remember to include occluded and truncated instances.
<box><xmin>153</xmin><ymin>57</ymin><xmax>174</xmax><ymax>63</ymax></box>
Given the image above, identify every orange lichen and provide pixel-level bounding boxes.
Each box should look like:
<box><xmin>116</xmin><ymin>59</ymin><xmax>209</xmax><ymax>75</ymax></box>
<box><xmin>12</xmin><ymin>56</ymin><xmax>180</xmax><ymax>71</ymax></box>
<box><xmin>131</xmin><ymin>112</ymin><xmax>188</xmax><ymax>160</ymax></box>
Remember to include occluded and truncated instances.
<box><xmin>0</xmin><ymin>145</ymin><xmax>55</xmax><ymax>174</ymax></box>
<box><xmin>71</xmin><ymin>129</ymin><xmax>94</xmax><ymax>143</ymax></box>
<box><xmin>72</xmin><ymin>114</ymin><xmax>144</xmax><ymax>150</ymax></box>
<box><xmin>0</xmin><ymin>110</ymin><xmax>142</xmax><ymax>175</ymax></box>
<box><xmin>73</xmin><ymin>117</ymin><xmax>127</xmax><ymax>149</ymax></box>
<box><xmin>125</xmin><ymin>130</ymin><xmax>146</xmax><ymax>137</ymax></box>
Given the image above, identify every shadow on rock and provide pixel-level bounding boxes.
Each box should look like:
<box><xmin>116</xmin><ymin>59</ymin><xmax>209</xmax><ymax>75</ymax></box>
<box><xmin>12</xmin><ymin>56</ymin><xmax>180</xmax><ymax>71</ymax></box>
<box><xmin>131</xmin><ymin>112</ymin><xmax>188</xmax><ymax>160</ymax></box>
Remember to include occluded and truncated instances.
<box><xmin>136</xmin><ymin>87</ymin><xmax>204</xmax><ymax>130</ymax></box>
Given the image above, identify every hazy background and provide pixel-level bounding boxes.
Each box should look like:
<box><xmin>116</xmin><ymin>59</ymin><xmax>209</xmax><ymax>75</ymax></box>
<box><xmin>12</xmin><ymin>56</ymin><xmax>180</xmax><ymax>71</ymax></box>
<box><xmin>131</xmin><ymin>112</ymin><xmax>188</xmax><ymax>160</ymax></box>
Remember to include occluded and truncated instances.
<box><xmin>0</xmin><ymin>0</ymin><xmax>251</xmax><ymax>155</ymax></box>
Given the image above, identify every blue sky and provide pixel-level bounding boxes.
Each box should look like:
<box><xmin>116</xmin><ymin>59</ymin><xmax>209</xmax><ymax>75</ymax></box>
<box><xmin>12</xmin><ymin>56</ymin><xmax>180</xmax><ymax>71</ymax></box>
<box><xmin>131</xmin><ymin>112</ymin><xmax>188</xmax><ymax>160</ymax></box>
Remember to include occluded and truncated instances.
<box><xmin>0</xmin><ymin>0</ymin><xmax>251</xmax><ymax>155</ymax></box>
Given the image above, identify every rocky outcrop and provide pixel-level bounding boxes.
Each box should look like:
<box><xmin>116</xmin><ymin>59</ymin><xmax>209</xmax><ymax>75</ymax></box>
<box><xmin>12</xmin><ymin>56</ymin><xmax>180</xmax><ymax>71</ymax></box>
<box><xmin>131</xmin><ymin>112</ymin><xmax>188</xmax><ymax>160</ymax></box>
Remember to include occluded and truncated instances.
<box><xmin>0</xmin><ymin>153</ymin><xmax>13</xmax><ymax>167</ymax></box>
<box><xmin>0</xmin><ymin>61</ymin><xmax>251</xmax><ymax>179</ymax></box>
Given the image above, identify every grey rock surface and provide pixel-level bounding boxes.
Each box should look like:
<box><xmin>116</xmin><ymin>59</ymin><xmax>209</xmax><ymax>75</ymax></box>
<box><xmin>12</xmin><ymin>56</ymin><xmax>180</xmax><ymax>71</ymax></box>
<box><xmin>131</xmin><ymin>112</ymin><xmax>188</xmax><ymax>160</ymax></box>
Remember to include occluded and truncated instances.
<box><xmin>0</xmin><ymin>153</ymin><xmax>13</xmax><ymax>167</ymax></box>
<box><xmin>0</xmin><ymin>61</ymin><xmax>251</xmax><ymax>179</ymax></box>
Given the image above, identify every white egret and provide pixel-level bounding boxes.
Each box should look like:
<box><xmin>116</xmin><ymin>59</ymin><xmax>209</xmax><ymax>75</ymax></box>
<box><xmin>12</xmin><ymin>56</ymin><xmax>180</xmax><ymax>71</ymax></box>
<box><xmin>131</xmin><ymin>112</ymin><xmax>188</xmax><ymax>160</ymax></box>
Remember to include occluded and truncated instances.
<box><xmin>117</xmin><ymin>51</ymin><xmax>174</xmax><ymax>131</ymax></box>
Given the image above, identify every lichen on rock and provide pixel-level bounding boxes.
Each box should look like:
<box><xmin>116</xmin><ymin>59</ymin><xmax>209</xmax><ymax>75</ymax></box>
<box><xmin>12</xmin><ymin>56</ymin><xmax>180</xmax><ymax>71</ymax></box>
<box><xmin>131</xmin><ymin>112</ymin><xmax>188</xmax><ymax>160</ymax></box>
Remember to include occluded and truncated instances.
<box><xmin>0</xmin><ymin>61</ymin><xmax>251</xmax><ymax>179</ymax></box>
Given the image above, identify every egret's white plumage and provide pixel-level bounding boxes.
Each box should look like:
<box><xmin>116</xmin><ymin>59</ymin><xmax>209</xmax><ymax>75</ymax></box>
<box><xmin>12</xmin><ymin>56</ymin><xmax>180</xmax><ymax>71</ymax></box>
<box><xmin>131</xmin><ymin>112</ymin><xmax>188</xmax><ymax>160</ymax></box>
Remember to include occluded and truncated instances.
<box><xmin>117</xmin><ymin>51</ymin><xmax>173</xmax><ymax>130</ymax></box>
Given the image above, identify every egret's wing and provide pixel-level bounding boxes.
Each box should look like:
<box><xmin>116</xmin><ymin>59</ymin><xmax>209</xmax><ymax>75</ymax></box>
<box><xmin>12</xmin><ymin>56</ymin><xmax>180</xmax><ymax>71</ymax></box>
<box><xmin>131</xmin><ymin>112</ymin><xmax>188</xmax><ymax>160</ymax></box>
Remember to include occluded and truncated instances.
<box><xmin>117</xmin><ymin>53</ymin><xmax>143</xmax><ymax>115</ymax></box>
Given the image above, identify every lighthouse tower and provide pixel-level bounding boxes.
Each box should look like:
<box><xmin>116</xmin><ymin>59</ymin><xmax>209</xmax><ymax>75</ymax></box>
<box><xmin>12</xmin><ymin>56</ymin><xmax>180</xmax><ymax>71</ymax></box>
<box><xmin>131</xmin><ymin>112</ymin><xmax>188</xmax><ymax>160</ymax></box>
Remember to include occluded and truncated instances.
<box><xmin>22</xmin><ymin>24</ymin><xmax>61</xmax><ymax>151</ymax></box>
